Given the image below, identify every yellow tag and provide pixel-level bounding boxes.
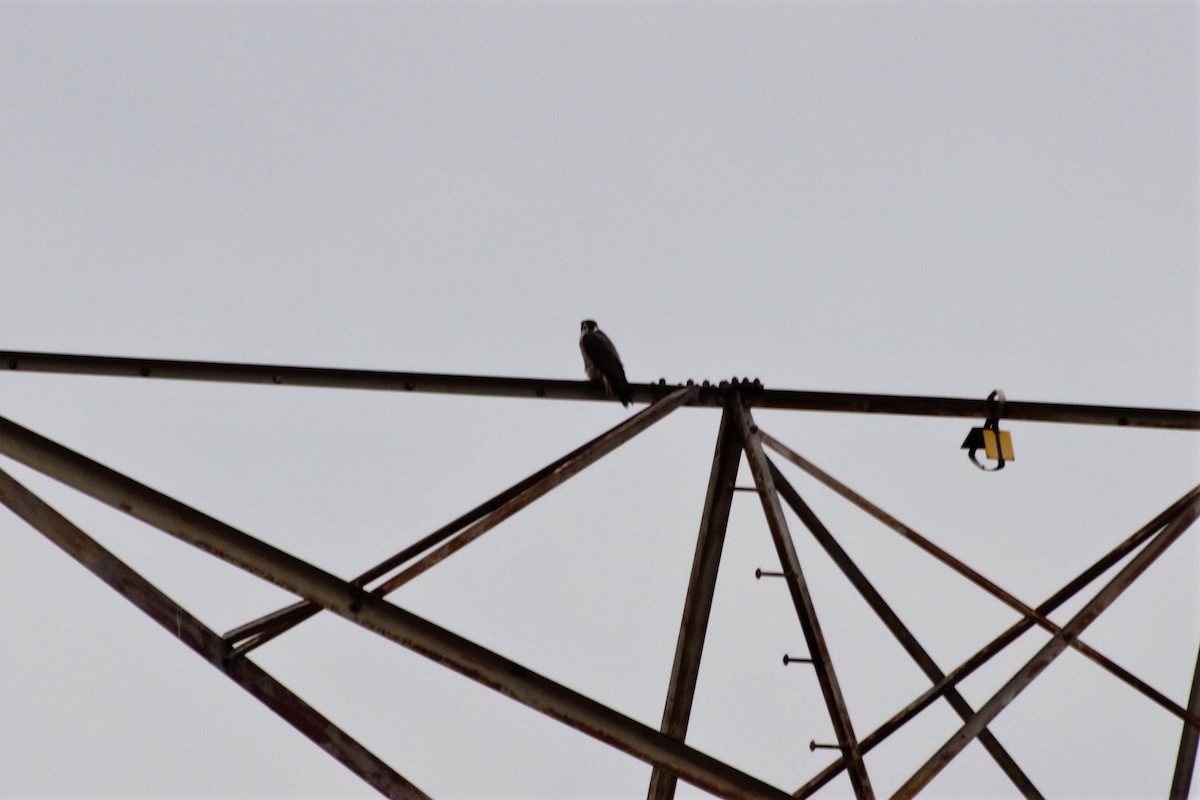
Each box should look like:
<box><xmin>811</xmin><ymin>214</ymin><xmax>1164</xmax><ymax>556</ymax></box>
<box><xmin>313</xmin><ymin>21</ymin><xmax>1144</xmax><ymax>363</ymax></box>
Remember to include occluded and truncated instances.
<box><xmin>982</xmin><ymin>429</ymin><xmax>1014</xmax><ymax>461</ymax></box>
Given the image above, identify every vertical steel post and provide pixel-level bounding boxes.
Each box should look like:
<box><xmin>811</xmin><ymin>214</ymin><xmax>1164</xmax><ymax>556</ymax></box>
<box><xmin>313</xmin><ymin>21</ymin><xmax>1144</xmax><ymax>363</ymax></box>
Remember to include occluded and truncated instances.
<box><xmin>767</xmin><ymin>460</ymin><xmax>1042</xmax><ymax>798</ymax></box>
<box><xmin>731</xmin><ymin>402</ymin><xmax>873</xmax><ymax>800</ymax></box>
<box><xmin>648</xmin><ymin>402</ymin><xmax>742</xmax><ymax>800</ymax></box>
<box><xmin>1170</xmin><ymin>642</ymin><xmax>1200</xmax><ymax>799</ymax></box>
<box><xmin>0</xmin><ymin>467</ymin><xmax>430</xmax><ymax>800</ymax></box>
<box><xmin>891</xmin><ymin>494</ymin><xmax>1200</xmax><ymax>799</ymax></box>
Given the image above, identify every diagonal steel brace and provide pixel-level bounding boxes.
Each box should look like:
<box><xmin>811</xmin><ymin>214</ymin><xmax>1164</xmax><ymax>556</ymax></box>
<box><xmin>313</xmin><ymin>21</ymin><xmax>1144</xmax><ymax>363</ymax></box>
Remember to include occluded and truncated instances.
<box><xmin>767</xmin><ymin>459</ymin><xmax>1042</xmax><ymax>798</ymax></box>
<box><xmin>0</xmin><ymin>411</ymin><xmax>792</xmax><ymax>800</ymax></box>
<box><xmin>890</xmin><ymin>493</ymin><xmax>1200</xmax><ymax>799</ymax></box>
<box><xmin>226</xmin><ymin>385</ymin><xmax>697</xmax><ymax>653</ymax></box>
<box><xmin>760</xmin><ymin>430</ymin><xmax>1199</xmax><ymax>726</ymax></box>
<box><xmin>0</xmin><ymin>466</ymin><xmax>431</xmax><ymax>800</ymax></box>
<box><xmin>732</xmin><ymin>403</ymin><xmax>874</xmax><ymax>800</ymax></box>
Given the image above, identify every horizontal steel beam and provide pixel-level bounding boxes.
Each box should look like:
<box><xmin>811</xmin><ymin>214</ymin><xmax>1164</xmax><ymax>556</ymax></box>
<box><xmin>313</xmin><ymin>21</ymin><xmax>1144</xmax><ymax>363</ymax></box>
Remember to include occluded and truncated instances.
<box><xmin>0</xmin><ymin>413</ymin><xmax>793</xmax><ymax>800</ymax></box>
<box><xmin>2</xmin><ymin>350</ymin><xmax>1197</xmax><ymax>429</ymax></box>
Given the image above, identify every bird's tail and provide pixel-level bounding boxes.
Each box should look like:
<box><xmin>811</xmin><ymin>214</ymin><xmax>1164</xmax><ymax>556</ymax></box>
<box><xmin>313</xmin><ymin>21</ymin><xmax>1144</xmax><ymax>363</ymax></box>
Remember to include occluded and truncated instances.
<box><xmin>613</xmin><ymin>379</ymin><xmax>633</xmax><ymax>408</ymax></box>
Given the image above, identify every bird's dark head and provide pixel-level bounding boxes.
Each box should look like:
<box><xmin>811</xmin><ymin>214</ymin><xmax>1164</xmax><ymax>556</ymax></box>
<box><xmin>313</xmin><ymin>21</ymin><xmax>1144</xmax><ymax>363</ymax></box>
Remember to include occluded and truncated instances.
<box><xmin>580</xmin><ymin>319</ymin><xmax>598</xmax><ymax>333</ymax></box>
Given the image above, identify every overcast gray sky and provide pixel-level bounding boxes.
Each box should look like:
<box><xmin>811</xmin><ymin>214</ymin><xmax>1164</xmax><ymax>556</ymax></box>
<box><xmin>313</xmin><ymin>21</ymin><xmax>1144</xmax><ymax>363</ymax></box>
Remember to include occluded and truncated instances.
<box><xmin>1</xmin><ymin>1</ymin><xmax>1197</xmax><ymax>798</ymax></box>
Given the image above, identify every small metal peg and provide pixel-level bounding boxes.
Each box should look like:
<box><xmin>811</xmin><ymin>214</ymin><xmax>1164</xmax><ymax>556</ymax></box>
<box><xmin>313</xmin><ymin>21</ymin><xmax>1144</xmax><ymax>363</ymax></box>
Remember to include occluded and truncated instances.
<box><xmin>783</xmin><ymin>654</ymin><xmax>813</xmax><ymax>666</ymax></box>
<box><xmin>809</xmin><ymin>740</ymin><xmax>841</xmax><ymax>752</ymax></box>
<box><xmin>755</xmin><ymin>568</ymin><xmax>796</xmax><ymax>580</ymax></box>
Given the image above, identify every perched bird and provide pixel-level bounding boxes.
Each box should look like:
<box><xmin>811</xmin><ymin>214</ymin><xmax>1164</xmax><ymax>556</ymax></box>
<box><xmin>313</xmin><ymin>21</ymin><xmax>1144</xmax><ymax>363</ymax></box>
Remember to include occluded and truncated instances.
<box><xmin>579</xmin><ymin>319</ymin><xmax>633</xmax><ymax>407</ymax></box>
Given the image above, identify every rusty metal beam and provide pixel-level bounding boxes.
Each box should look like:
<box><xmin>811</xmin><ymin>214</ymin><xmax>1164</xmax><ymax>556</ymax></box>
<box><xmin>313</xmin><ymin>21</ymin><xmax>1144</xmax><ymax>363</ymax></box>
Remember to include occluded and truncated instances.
<box><xmin>760</xmin><ymin>431</ymin><xmax>1198</xmax><ymax>726</ymax></box>
<box><xmin>0</xmin><ymin>413</ymin><xmax>793</xmax><ymax>800</ymax></box>
<box><xmin>3</xmin><ymin>350</ymin><xmax>1198</xmax><ymax>429</ymax></box>
<box><xmin>372</xmin><ymin>388</ymin><xmax>696</xmax><ymax>595</ymax></box>
<box><xmin>648</xmin><ymin>401</ymin><xmax>743</xmax><ymax>800</ymax></box>
<box><xmin>1170</xmin><ymin>642</ymin><xmax>1200</xmax><ymax>799</ymax></box>
<box><xmin>0</xmin><ymin>466</ymin><xmax>429</xmax><ymax>800</ymax></box>
<box><xmin>732</xmin><ymin>403</ymin><xmax>873</xmax><ymax>800</ymax></box>
<box><xmin>794</xmin><ymin>483</ymin><xmax>1200</xmax><ymax>798</ymax></box>
<box><xmin>766</xmin><ymin>460</ymin><xmax>1043</xmax><ymax>798</ymax></box>
<box><xmin>227</xmin><ymin>385</ymin><xmax>697</xmax><ymax>653</ymax></box>
<box><xmin>890</xmin><ymin>494</ymin><xmax>1200</xmax><ymax>799</ymax></box>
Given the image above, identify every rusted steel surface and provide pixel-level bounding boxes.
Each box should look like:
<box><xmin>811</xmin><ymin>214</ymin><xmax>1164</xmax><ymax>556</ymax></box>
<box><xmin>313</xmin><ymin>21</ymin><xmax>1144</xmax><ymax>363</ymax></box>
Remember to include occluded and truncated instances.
<box><xmin>1171</xmin><ymin>643</ymin><xmax>1200</xmax><ymax>800</ymax></box>
<box><xmin>767</xmin><ymin>462</ymin><xmax>1042</xmax><ymax>799</ymax></box>
<box><xmin>0</xmin><ymin>467</ymin><xmax>429</xmax><ymax>800</ymax></box>
<box><xmin>648</xmin><ymin>402</ymin><xmax>743</xmax><ymax>800</ymax></box>
<box><xmin>733</xmin><ymin>404</ymin><xmax>874</xmax><ymax>800</ymax></box>
<box><xmin>0</xmin><ymin>413</ymin><xmax>793</xmax><ymax>800</ymax></box>
<box><xmin>227</xmin><ymin>386</ymin><xmax>697</xmax><ymax>653</ymax></box>
<box><xmin>3</xmin><ymin>350</ymin><xmax>1199</xmax><ymax>429</ymax></box>
<box><xmin>890</xmin><ymin>495</ymin><xmax>1200</xmax><ymax>800</ymax></box>
<box><xmin>793</xmin><ymin>482</ymin><xmax>1200</xmax><ymax>798</ymax></box>
<box><xmin>761</xmin><ymin>431</ymin><xmax>1197</xmax><ymax>725</ymax></box>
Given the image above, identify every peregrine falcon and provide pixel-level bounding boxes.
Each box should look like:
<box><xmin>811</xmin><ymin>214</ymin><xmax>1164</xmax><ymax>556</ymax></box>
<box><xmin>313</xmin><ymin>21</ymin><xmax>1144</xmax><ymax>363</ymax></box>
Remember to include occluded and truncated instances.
<box><xmin>579</xmin><ymin>319</ymin><xmax>633</xmax><ymax>407</ymax></box>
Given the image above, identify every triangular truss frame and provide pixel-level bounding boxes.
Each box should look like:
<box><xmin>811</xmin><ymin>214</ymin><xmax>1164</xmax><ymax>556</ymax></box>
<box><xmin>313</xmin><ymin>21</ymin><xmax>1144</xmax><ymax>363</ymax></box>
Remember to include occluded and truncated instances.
<box><xmin>1</xmin><ymin>351</ymin><xmax>1198</xmax><ymax>799</ymax></box>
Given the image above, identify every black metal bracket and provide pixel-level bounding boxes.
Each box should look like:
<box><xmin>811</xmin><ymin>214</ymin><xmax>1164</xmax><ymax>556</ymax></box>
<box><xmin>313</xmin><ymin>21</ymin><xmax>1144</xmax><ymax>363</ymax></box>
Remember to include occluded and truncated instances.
<box><xmin>962</xmin><ymin>389</ymin><xmax>1013</xmax><ymax>471</ymax></box>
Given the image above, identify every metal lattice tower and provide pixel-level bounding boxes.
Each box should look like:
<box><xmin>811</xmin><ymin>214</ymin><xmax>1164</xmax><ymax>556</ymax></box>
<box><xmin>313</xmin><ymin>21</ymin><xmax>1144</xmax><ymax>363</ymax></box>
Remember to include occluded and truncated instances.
<box><xmin>1</xmin><ymin>350</ymin><xmax>1198</xmax><ymax>799</ymax></box>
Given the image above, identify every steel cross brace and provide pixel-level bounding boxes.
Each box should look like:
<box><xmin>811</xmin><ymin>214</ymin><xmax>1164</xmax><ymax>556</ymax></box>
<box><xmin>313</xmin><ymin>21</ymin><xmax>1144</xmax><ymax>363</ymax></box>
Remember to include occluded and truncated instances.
<box><xmin>761</xmin><ymin>431</ymin><xmax>1200</xmax><ymax>728</ymax></box>
<box><xmin>0</xmin><ymin>466</ymin><xmax>430</xmax><ymax>800</ymax></box>
<box><xmin>733</xmin><ymin>403</ymin><xmax>874</xmax><ymax>800</ymax></box>
<box><xmin>792</xmin><ymin>481</ymin><xmax>1200</xmax><ymax>797</ymax></box>
<box><xmin>0</xmin><ymin>412</ymin><xmax>793</xmax><ymax>800</ymax></box>
<box><xmin>890</xmin><ymin>492</ymin><xmax>1200</xmax><ymax>798</ymax></box>
<box><xmin>765</xmin><ymin>460</ymin><xmax>1042</xmax><ymax>798</ymax></box>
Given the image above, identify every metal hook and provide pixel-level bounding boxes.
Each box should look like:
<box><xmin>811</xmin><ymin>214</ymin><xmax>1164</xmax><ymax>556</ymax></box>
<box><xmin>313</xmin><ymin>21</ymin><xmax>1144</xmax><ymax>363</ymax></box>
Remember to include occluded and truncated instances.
<box><xmin>986</xmin><ymin>389</ymin><xmax>1005</xmax><ymax>429</ymax></box>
